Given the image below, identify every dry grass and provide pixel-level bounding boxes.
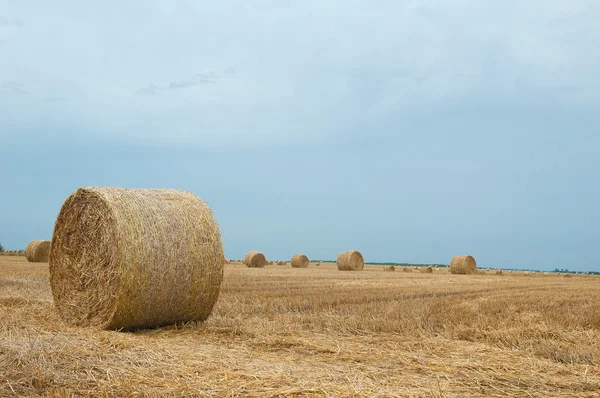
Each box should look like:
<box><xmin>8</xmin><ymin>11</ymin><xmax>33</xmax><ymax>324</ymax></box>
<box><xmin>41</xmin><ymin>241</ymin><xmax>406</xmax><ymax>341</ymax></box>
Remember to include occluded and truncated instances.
<box><xmin>24</xmin><ymin>240</ymin><xmax>51</xmax><ymax>263</ymax></box>
<box><xmin>245</xmin><ymin>252</ymin><xmax>267</xmax><ymax>268</ymax></box>
<box><xmin>337</xmin><ymin>250</ymin><xmax>364</xmax><ymax>271</ymax></box>
<box><xmin>450</xmin><ymin>255</ymin><xmax>477</xmax><ymax>275</ymax></box>
<box><xmin>291</xmin><ymin>254</ymin><xmax>309</xmax><ymax>268</ymax></box>
<box><xmin>49</xmin><ymin>187</ymin><xmax>224</xmax><ymax>331</ymax></box>
<box><xmin>1</xmin><ymin>256</ymin><xmax>599</xmax><ymax>397</ymax></box>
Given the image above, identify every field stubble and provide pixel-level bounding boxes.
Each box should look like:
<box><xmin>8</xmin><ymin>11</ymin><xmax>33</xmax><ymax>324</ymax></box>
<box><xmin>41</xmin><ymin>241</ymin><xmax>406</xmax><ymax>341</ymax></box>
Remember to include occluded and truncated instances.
<box><xmin>1</xmin><ymin>256</ymin><xmax>599</xmax><ymax>397</ymax></box>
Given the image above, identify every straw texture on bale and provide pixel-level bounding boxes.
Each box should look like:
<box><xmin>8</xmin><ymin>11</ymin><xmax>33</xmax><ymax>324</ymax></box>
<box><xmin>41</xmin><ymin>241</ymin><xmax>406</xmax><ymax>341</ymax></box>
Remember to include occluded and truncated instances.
<box><xmin>450</xmin><ymin>255</ymin><xmax>477</xmax><ymax>275</ymax></box>
<box><xmin>337</xmin><ymin>250</ymin><xmax>364</xmax><ymax>271</ymax></box>
<box><xmin>291</xmin><ymin>254</ymin><xmax>309</xmax><ymax>268</ymax></box>
<box><xmin>421</xmin><ymin>266</ymin><xmax>433</xmax><ymax>274</ymax></box>
<box><xmin>24</xmin><ymin>240</ymin><xmax>52</xmax><ymax>263</ymax></box>
<box><xmin>49</xmin><ymin>187</ymin><xmax>224</xmax><ymax>331</ymax></box>
<box><xmin>244</xmin><ymin>251</ymin><xmax>267</xmax><ymax>268</ymax></box>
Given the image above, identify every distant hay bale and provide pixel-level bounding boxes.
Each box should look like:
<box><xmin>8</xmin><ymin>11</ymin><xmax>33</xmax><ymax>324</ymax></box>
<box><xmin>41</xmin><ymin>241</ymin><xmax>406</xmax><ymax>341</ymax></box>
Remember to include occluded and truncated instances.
<box><xmin>384</xmin><ymin>266</ymin><xmax>396</xmax><ymax>272</ymax></box>
<box><xmin>244</xmin><ymin>251</ymin><xmax>267</xmax><ymax>268</ymax></box>
<box><xmin>267</xmin><ymin>260</ymin><xmax>274</xmax><ymax>265</ymax></box>
<box><xmin>564</xmin><ymin>274</ymin><xmax>573</xmax><ymax>278</ymax></box>
<box><xmin>402</xmin><ymin>267</ymin><xmax>412</xmax><ymax>273</ymax></box>
<box><xmin>49</xmin><ymin>187</ymin><xmax>224</xmax><ymax>331</ymax></box>
<box><xmin>495</xmin><ymin>269</ymin><xmax>503</xmax><ymax>275</ymax></box>
<box><xmin>337</xmin><ymin>250</ymin><xmax>364</xmax><ymax>271</ymax></box>
<box><xmin>316</xmin><ymin>262</ymin><xmax>321</xmax><ymax>266</ymax></box>
<box><xmin>450</xmin><ymin>255</ymin><xmax>477</xmax><ymax>275</ymax></box>
<box><xmin>291</xmin><ymin>254</ymin><xmax>309</xmax><ymax>268</ymax></box>
<box><xmin>24</xmin><ymin>240</ymin><xmax>52</xmax><ymax>262</ymax></box>
<box><xmin>421</xmin><ymin>266</ymin><xmax>433</xmax><ymax>274</ymax></box>
<box><xmin>224</xmin><ymin>259</ymin><xmax>231</xmax><ymax>264</ymax></box>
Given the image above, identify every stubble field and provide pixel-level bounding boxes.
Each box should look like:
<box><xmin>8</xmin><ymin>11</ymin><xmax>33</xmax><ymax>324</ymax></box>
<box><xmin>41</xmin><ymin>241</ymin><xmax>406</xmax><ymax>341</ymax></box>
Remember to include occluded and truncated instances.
<box><xmin>1</xmin><ymin>255</ymin><xmax>599</xmax><ymax>397</ymax></box>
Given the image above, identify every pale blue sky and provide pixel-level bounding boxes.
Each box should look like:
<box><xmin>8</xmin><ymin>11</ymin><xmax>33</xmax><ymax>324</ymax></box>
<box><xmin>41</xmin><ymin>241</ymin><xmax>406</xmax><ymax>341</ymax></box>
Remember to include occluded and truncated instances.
<box><xmin>1</xmin><ymin>1</ymin><xmax>599</xmax><ymax>271</ymax></box>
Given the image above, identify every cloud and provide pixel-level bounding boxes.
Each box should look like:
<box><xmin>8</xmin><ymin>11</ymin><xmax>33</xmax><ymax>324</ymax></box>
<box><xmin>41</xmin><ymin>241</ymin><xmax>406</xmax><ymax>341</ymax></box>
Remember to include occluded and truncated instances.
<box><xmin>136</xmin><ymin>84</ymin><xmax>162</xmax><ymax>96</ymax></box>
<box><xmin>0</xmin><ymin>16</ymin><xmax>24</xmax><ymax>27</ymax></box>
<box><xmin>137</xmin><ymin>71</ymin><xmax>220</xmax><ymax>95</ymax></box>
<box><xmin>43</xmin><ymin>96</ymin><xmax>67</xmax><ymax>103</ymax></box>
<box><xmin>0</xmin><ymin>81</ymin><xmax>27</xmax><ymax>95</ymax></box>
<box><xmin>1</xmin><ymin>1</ymin><xmax>599</xmax><ymax>146</ymax></box>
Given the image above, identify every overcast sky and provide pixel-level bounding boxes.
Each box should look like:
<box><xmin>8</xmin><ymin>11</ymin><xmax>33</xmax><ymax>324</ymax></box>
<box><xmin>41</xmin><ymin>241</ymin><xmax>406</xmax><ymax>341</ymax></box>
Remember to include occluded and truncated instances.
<box><xmin>1</xmin><ymin>1</ymin><xmax>599</xmax><ymax>271</ymax></box>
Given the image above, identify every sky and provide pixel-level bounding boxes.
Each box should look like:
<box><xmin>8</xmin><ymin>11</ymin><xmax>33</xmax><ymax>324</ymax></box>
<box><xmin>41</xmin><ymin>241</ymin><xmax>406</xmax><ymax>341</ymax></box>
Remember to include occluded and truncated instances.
<box><xmin>1</xmin><ymin>1</ymin><xmax>599</xmax><ymax>271</ymax></box>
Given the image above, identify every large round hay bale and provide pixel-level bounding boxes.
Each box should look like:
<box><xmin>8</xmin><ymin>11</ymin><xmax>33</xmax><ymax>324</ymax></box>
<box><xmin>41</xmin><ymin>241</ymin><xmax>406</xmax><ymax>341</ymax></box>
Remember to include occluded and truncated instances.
<box><xmin>49</xmin><ymin>187</ymin><xmax>224</xmax><ymax>331</ymax></box>
<box><xmin>24</xmin><ymin>240</ymin><xmax>52</xmax><ymax>262</ymax></box>
<box><xmin>337</xmin><ymin>250</ymin><xmax>364</xmax><ymax>271</ymax></box>
<box><xmin>450</xmin><ymin>255</ymin><xmax>477</xmax><ymax>275</ymax></box>
<box><xmin>421</xmin><ymin>266</ymin><xmax>433</xmax><ymax>274</ymax></box>
<box><xmin>244</xmin><ymin>251</ymin><xmax>266</xmax><ymax>268</ymax></box>
<box><xmin>291</xmin><ymin>254</ymin><xmax>309</xmax><ymax>268</ymax></box>
<box><xmin>402</xmin><ymin>267</ymin><xmax>412</xmax><ymax>273</ymax></box>
<box><xmin>384</xmin><ymin>266</ymin><xmax>396</xmax><ymax>272</ymax></box>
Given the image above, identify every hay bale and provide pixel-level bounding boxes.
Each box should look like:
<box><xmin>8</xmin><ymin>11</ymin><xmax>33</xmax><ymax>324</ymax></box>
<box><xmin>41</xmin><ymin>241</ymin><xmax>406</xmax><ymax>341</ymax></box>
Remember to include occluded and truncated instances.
<box><xmin>24</xmin><ymin>240</ymin><xmax>52</xmax><ymax>262</ymax></box>
<box><xmin>49</xmin><ymin>187</ymin><xmax>224</xmax><ymax>331</ymax></box>
<box><xmin>316</xmin><ymin>262</ymin><xmax>321</xmax><ymax>266</ymax></box>
<box><xmin>421</xmin><ymin>266</ymin><xmax>433</xmax><ymax>274</ymax></box>
<box><xmin>291</xmin><ymin>254</ymin><xmax>309</xmax><ymax>268</ymax></box>
<box><xmin>402</xmin><ymin>267</ymin><xmax>412</xmax><ymax>273</ymax></box>
<box><xmin>495</xmin><ymin>269</ymin><xmax>503</xmax><ymax>275</ymax></box>
<box><xmin>244</xmin><ymin>251</ymin><xmax>266</xmax><ymax>268</ymax></box>
<box><xmin>337</xmin><ymin>250</ymin><xmax>364</xmax><ymax>271</ymax></box>
<box><xmin>450</xmin><ymin>255</ymin><xmax>477</xmax><ymax>275</ymax></box>
<box><xmin>384</xmin><ymin>266</ymin><xmax>396</xmax><ymax>272</ymax></box>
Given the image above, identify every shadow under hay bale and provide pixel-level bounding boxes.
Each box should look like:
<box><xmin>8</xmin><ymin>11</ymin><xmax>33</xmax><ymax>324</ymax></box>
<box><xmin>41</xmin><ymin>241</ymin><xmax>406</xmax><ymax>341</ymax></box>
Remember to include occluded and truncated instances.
<box><xmin>450</xmin><ymin>255</ymin><xmax>477</xmax><ymax>275</ymax></box>
<box><xmin>291</xmin><ymin>254</ymin><xmax>309</xmax><ymax>268</ymax></box>
<box><xmin>337</xmin><ymin>250</ymin><xmax>364</xmax><ymax>271</ymax></box>
<box><xmin>24</xmin><ymin>240</ymin><xmax>52</xmax><ymax>263</ymax></box>
<box><xmin>49</xmin><ymin>187</ymin><xmax>224</xmax><ymax>331</ymax></box>
<box><xmin>245</xmin><ymin>251</ymin><xmax>267</xmax><ymax>268</ymax></box>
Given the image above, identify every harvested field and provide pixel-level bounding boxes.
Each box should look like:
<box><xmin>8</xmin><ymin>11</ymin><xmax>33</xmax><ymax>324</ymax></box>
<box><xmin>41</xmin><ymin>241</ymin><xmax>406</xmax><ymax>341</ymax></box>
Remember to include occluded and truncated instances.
<box><xmin>1</xmin><ymin>256</ymin><xmax>599</xmax><ymax>397</ymax></box>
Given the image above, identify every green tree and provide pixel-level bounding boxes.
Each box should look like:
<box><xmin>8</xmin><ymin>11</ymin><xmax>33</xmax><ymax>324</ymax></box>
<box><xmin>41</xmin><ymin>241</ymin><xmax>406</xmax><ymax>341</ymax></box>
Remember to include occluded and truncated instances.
<box><xmin>0</xmin><ymin>241</ymin><xmax>4</xmax><ymax>252</ymax></box>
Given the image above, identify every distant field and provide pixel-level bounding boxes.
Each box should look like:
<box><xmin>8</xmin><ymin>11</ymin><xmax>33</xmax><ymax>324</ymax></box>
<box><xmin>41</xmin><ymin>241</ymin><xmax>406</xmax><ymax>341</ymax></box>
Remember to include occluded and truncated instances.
<box><xmin>1</xmin><ymin>256</ymin><xmax>599</xmax><ymax>397</ymax></box>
